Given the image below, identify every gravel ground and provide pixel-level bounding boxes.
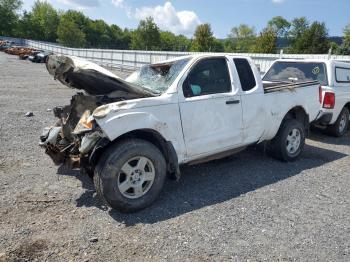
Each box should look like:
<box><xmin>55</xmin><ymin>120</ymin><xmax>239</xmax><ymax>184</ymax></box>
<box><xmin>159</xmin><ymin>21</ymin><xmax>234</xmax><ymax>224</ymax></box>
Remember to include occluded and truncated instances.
<box><xmin>0</xmin><ymin>52</ymin><xmax>349</xmax><ymax>262</ymax></box>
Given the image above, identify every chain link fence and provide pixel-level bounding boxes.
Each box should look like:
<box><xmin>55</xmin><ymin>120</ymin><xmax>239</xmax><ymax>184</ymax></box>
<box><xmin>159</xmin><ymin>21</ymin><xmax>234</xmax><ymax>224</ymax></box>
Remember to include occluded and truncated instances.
<box><xmin>2</xmin><ymin>36</ymin><xmax>350</xmax><ymax>73</ymax></box>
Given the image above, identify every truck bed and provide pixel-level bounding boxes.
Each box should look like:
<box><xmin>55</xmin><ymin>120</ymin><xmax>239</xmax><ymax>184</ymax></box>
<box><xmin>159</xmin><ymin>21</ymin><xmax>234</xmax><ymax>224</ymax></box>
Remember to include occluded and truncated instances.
<box><xmin>263</xmin><ymin>80</ymin><xmax>319</xmax><ymax>94</ymax></box>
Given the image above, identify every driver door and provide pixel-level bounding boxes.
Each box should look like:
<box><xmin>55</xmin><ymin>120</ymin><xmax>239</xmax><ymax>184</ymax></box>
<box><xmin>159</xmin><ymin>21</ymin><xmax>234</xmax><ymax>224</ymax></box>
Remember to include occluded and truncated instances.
<box><xmin>179</xmin><ymin>57</ymin><xmax>243</xmax><ymax>158</ymax></box>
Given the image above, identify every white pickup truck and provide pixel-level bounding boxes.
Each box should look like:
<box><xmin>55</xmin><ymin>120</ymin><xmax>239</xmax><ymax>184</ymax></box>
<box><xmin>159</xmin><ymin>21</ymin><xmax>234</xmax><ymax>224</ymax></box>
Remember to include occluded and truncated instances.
<box><xmin>264</xmin><ymin>59</ymin><xmax>350</xmax><ymax>136</ymax></box>
<box><xmin>41</xmin><ymin>54</ymin><xmax>325</xmax><ymax>212</ymax></box>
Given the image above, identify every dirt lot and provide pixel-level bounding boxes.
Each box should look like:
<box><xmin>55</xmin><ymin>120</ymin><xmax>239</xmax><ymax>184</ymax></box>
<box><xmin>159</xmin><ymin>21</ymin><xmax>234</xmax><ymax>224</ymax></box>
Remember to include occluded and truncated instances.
<box><xmin>0</xmin><ymin>52</ymin><xmax>349</xmax><ymax>261</ymax></box>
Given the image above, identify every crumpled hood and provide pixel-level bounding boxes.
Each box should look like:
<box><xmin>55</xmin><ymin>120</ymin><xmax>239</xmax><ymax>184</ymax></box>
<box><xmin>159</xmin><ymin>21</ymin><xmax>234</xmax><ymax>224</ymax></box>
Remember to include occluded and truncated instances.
<box><xmin>46</xmin><ymin>55</ymin><xmax>158</xmax><ymax>97</ymax></box>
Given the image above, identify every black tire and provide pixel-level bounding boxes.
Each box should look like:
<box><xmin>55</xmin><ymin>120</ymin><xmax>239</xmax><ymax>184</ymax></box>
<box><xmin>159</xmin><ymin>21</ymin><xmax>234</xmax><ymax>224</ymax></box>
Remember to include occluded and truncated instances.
<box><xmin>326</xmin><ymin>107</ymin><xmax>349</xmax><ymax>137</ymax></box>
<box><xmin>94</xmin><ymin>139</ymin><xmax>166</xmax><ymax>213</ymax></box>
<box><xmin>268</xmin><ymin>119</ymin><xmax>306</xmax><ymax>162</ymax></box>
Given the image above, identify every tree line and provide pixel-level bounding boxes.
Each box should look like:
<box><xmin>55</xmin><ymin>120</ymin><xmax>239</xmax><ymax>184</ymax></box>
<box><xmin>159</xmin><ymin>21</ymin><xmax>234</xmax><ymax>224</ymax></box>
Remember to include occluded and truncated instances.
<box><xmin>1</xmin><ymin>0</ymin><xmax>349</xmax><ymax>55</ymax></box>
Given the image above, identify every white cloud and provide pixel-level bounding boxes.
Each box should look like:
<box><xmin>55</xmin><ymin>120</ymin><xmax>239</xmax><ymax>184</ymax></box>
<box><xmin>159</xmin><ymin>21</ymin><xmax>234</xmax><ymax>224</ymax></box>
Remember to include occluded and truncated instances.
<box><xmin>111</xmin><ymin>0</ymin><xmax>132</xmax><ymax>18</ymax></box>
<box><xmin>57</xmin><ymin>0</ymin><xmax>100</xmax><ymax>9</ymax></box>
<box><xmin>134</xmin><ymin>2</ymin><xmax>201</xmax><ymax>35</ymax></box>
<box><xmin>111</xmin><ymin>0</ymin><xmax>124</xmax><ymax>8</ymax></box>
<box><xmin>272</xmin><ymin>0</ymin><xmax>285</xmax><ymax>3</ymax></box>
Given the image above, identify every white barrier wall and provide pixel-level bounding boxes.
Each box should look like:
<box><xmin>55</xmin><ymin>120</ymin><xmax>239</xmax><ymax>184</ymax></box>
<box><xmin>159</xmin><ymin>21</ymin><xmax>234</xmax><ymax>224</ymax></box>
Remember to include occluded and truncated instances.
<box><xmin>2</xmin><ymin>36</ymin><xmax>350</xmax><ymax>73</ymax></box>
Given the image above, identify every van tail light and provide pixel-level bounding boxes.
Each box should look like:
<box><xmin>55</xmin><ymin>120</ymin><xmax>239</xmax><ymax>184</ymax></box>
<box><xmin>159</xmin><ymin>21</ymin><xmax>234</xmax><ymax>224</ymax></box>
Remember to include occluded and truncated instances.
<box><xmin>323</xmin><ymin>92</ymin><xmax>335</xmax><ymax>109</ymax></box>
<box><xmin>319</xmin><ymin>86</ymin><xmax>322</xmax><ymax>104</ymax></box>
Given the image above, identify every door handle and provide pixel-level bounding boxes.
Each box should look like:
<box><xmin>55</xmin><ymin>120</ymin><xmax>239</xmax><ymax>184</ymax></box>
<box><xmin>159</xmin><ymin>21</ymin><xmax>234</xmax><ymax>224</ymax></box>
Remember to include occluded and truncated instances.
<box><xmin>226</xmin><ymin>99</ymin><xmax>240</xmax><ymax>105</ymax></box>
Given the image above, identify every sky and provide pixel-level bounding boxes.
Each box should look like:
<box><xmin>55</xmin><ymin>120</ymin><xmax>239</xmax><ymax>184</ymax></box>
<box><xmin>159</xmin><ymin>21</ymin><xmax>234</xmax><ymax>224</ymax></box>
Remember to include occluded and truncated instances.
<box><xmin>21</xmin><ymin>0</ymin><xmax>350</xmax><ymax>38</ymax></box>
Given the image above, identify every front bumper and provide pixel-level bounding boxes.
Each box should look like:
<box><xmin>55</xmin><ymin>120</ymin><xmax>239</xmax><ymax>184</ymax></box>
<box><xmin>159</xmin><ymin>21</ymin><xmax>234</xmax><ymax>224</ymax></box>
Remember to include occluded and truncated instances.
<box><xmin>39</xmin><ymin>125</ymin><xmax>104</xmax><ymax>169</ymax></box>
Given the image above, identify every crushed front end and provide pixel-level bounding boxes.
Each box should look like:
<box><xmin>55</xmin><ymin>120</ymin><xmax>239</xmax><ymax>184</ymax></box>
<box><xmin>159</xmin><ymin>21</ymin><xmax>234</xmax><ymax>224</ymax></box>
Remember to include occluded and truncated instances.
<box><xmin>40</xmin><ymin>54</ymin><xmax>158</xmax><ymax>173</ymax></box>
<box><xmin>39</xmin><ymin>93</ymin><xmax>113</xmax><ymax>171</ymax></box>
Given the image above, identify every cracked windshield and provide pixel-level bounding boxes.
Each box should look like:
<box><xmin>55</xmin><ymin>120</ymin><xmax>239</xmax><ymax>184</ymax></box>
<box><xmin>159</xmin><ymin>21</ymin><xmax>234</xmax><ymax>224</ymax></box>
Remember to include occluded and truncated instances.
<box><xmin>126</xmin><ymin>58</ymin><xmax>191</xmax><ymax>93</ymax></box>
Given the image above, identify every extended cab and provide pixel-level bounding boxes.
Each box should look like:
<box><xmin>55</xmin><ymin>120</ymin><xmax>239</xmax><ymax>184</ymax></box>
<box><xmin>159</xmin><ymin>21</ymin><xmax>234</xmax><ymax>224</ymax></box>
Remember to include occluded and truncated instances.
<box><xmin>264</xmin><ymin>59</ymin><xmax>350</xmax><ymax>136</ymax></box>
<box><xmin>41</xmin><ymin>54</ymin><xmax>324</xmax><ymax>212</ymax></box>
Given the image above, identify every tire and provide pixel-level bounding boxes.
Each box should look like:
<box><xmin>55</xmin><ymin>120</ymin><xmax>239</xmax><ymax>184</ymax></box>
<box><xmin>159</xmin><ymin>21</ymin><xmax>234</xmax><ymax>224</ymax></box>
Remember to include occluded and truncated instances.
<box><xmin>94</xmin><ymin>139</ymin><xmax>166</xmax><ymax>213</ymax></box>
<box><xmin>268</xmin><ymin>119</ymin><xmax>306</xmax><ymax>162</ymax></box>
<box><xmin>326</xmin><ymin>107</ymin><xmax>349</xmax><ymax>137</ymax></box>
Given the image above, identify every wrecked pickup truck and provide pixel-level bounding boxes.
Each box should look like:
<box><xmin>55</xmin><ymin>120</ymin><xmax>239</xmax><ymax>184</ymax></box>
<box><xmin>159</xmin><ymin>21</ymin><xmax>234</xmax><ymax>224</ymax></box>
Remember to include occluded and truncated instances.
<box><xmin>40</xmin><ymin>54</ymin><xmax>325</xmax><ymax>212</ymax></box>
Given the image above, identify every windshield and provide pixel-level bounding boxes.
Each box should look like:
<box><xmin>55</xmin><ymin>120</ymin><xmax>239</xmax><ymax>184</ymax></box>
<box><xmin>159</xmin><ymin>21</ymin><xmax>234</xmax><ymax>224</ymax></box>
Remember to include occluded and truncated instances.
<box><xmin>263</xmin><ymin>62</ymin><xmax>328</xmax><ymax>86</ymax></box>
<box><xmin>125</xmin><ymin>58</ymin><xmax>191</xmax><ymax>93</ymax></box>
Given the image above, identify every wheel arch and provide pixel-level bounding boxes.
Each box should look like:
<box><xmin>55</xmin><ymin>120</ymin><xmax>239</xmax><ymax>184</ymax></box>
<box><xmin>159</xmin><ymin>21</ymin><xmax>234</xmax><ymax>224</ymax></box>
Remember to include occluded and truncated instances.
<box><xmin>89</xmin><ymin>129</ymin><xmax>180</xmax><ymax>179</ymax></box>
<box><xmin>344</xmin><ymin>102</ymin><xmax>350</xmax><ymax>111</ymax></box>
<box><xmin>282</xmin><ymin>106</ymin><xmax>310</xmax><ymax>135</ymax></box>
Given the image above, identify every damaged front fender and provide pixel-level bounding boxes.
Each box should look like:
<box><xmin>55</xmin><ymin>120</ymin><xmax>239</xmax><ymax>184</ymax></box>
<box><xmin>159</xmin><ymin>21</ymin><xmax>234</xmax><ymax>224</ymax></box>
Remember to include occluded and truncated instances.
<box><xmin>96</xmin><ymin>111</ymin><xmax>174</xmax><ymax>143</ymax></box>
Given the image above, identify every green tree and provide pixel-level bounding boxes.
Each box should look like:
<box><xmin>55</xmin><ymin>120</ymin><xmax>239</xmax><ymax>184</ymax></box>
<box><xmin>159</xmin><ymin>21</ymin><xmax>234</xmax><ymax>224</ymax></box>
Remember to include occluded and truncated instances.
<box><xmin>344</xmin><ymin>24</ymin><xmax>350</xmax><ymax>44</ymax></box>
<box><xmin>336</xmin><ymin>42</ymin><xmax>350</xmax><ymax>55</ymax></box>
<box><xmin>160</xmin><ymin>31</ymin><xmax>177</xmax><ymax>51</ymax></box>
<box><xmin>268</xmin><ymin>16</ymin><xmax>291</xmax><ymax>38</ymax></box>
<box><xmin>254</xmin><ymin>28</ymin><xmax>277</xmax><ymax>53</ymax></box>
<box><xmin>227</xmin><ymin>24</ymin><xmax>256</xmax><ymax>52</ymax></box>
<box><xmin>191</xmin><ymin>23</ymin><xmax>215</xmax><ymax>52</ymax></box>
<box><xmin>292</xmin><ymin>21</ymin><xmax>330</xmax><ymax>54</ymax></box>
<box><xmin>286</xmin><ymin>17</ymin><xmax>310</xmax><ymax>53</ymax></box>
<box><xmin>0</xmin><ymin>0</ymin><xmax>22</xmax><ymax>36</ymax></box>
<box><xmin>121</xmin><ymin>28</ymin><xmax>132</xmax><ymax>49</ymax></box>
<box><xmin>109</xmin><ymin>24</ymin><xmax>130</xmax><ymax>49</ymax></box>
<box><xmin>16</xmin><ymin>10</ymin><xmax>31</xmax><ymax>38</ymax></box>
<box><xmin>336</xmin><ymin>24</ymin><xmax>350</xmax><ymax>55</ymax></box>
<box><xmin>174</xmin><ymin>34</ymin><xmax>191</xmax><ymax>51</ymax></box>
<box><xmin>329</xmin><ymin>42</ymin><xmax>338</xmax><ymax>54</ymax></box>
<box><xmin>85</xmin><ymin>19</ymin><xmax>112</xmax><ymax>48</ymax></box>
<box><xmin>27</xmin><ymin>0</ymin><xmax>59</xmax><ymax>42</ymax></box>
<box><xmin>289</xmin><ymin>17</ymin><xmax>309</xmax><ymax>39</ymax></box>
<box><xmin>61</xmin><ymin>10</ymin><xmax>89</xmax><ymax>31</ymax></box>
<box><xmin>131</xmin><ymin>17</ymin><xmax>161</xmax><ymax>50</ymax></box>
<box><xmin>211</xmin><ymin>39</ymin><xmax>224</xmax><ymax>52</ymax></box>
<box><xmin>57</xmin><ymin>10</ymin><xmax>87</xmax><ymax>47</ymax></box>
<box><xmin>159</xmin><ymin>32</ymin><xmax>191</xmax><ymax>51</ymax></box>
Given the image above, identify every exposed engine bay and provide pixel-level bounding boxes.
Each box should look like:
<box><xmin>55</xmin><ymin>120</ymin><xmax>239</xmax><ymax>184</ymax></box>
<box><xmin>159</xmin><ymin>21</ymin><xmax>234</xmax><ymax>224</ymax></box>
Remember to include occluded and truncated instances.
<box><xmin>40</xmin><ymin>93</ymin><xmax>116</xmax><ymax>168</ymax></box>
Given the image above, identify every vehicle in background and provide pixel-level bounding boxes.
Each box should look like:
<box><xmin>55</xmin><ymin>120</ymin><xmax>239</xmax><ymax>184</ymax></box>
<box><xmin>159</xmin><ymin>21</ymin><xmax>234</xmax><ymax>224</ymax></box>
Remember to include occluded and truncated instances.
<box><xmin>20</xmin><ymin>50</ymin><xmax>41</xmax><ymax>60</ymax></box>
<box><xmin>0</xmin><ymin>40</ymin><xmax>14</xmax><ymax>51</ymax></box>
<box><xmin>5</xmin><ymin>46</ymin><xmax>38</xmax><ymax>58</ymax></box>
<box><xmin>263</xmin><ymin>59</ymin><xmax>350</xmax><ymax>137</ymax></box>
<box><xmin>28</xmin><ymin>51</ymin><xmax>52</xmax><ymax>63</ymax></box>
<box><xmin>41</xmin><ymin>54</ymin><xmax>325</xmax><ymax>212</ymax></box>
<box><xmin>26</xmin><ymin>50</ymin><xmax>43</xmax><ymax>61</ymax></box>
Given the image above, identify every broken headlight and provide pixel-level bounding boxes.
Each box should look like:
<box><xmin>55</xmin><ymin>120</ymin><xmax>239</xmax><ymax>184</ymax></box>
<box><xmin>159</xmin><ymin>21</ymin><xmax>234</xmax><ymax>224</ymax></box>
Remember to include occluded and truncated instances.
<box><xmin>73</xmin><ymin>110</ymin><xmax>95</xmax><ymax>135</ymax></box>
<box><xmin>92</xmin><ymin>105</ymin><xmax>111</xmax><ymax>119</ymax></box>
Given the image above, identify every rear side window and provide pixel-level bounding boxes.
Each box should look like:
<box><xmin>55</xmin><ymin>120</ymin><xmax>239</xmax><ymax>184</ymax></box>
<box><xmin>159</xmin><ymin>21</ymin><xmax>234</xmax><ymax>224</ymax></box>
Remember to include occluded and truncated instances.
<box><xmin>263</xmin><ymin>62</ymin><xmax>328</xmax><ymax>86</ymax></box>
<box><xmin>183</xmin><ymin>58</ymin><xmax>231</xmax><ymax>97</ymax></box>
<box><xmin>335</xmin><ymin>67</ymin><xmax>350</xmax><ymax>83</ymax></box>
<box><xmin>233</xmin><ymin>58</ymin><xmax>256</xmax><ymax>91</ymax></box>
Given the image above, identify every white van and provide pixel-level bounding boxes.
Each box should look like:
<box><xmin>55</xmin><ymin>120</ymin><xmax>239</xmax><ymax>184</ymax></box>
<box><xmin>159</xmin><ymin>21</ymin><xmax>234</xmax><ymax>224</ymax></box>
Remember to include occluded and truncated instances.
<box><xmin>264</xmin><ymin>59</ymin><xmax>350</xmax><ymax>136</ymax></box>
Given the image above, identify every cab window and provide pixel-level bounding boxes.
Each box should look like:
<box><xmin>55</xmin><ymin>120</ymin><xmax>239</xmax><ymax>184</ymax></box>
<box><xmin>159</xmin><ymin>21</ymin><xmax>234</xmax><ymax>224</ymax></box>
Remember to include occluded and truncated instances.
<box><xmin>233</xmin><ymin>58</ymin><xmax>257</xmax><ymax>91</ymax></box>
<box><xmin>183</xmin><ymin>58</ymin><xmax>231</xmax><ymax>98</ymax></box>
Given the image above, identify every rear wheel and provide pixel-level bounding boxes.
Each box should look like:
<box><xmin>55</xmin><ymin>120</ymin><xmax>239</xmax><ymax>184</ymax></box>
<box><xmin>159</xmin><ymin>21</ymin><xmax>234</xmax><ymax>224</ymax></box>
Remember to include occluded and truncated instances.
<box><xmin>327</xmin><ymin>107</ymin><xmax>349</xmax><ymax>137</ymax></box>
<box><xmin>269</xmin><ymin>119</ymin><xmax>306</xmax><ymax>162</ymax></box>
<box><xmin>94</xmin><ymin>139</ymin><xmax>166</xmax><ymax>213</ymax></box>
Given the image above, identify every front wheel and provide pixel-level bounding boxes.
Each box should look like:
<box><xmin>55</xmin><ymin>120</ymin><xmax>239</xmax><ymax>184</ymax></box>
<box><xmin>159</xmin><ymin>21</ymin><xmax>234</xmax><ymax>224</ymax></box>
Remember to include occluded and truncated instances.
<box><xmin>327</xmin><ymin>107</ymin><xmax>349</xmax><ymax>137</ymax></box>
<box><xmin>94</xmin><ymin>139</ymin><xmax>166</xmax><ymax>213</ymax></box>
<box><xmin>268</xmin><ymin>119</ymin><xmax>306</xmax><ymax>162</ymax></box>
